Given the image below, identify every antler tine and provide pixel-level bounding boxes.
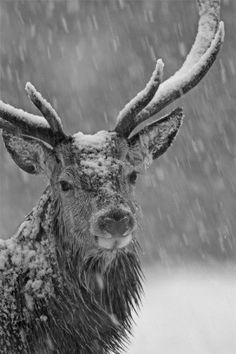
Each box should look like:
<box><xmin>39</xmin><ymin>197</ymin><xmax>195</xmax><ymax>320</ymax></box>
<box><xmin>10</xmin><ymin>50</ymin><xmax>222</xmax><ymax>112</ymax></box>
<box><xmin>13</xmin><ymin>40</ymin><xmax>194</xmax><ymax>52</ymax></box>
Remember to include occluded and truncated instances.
<box><xmin>25</xmin><ymin>82</ymin><xmax>66</xmax><ymax>143</ymax></box>
<box><xmin>114</xmin><ymin>0</ymin><xmax>224</xmax><ymax>137</ymax></box>
<box><xmin>115</xmin><ymin>59</ymin><xmax>164</xmax><ymax>137</ymax></box>
<box><xmin>0</xmin><ymin>100</ymin><xmax>56</xmax><ymax>145</ymax></box>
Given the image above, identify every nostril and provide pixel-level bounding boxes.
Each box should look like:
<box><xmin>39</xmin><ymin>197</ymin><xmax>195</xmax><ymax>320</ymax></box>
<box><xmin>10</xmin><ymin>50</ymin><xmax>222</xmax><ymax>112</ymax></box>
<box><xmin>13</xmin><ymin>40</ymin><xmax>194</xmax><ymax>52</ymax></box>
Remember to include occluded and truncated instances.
<box><xmin>110</xmin><ymin>210</ymin><xmax>129</xmax><ymax>222</ymax></box>
<box><xmin>119</xmin><ymin>215</ymin><xmax>130</xmax><ymax>223</ymax></box>
<box><xmin>100</xmin><ymin>212</ymin><xmax>134</xmax><ymax>237</ymax></box>
<box><xmin>104</xmin><ymin>216</ymin><xmax>129</xmax><ymax>231</ymax></box>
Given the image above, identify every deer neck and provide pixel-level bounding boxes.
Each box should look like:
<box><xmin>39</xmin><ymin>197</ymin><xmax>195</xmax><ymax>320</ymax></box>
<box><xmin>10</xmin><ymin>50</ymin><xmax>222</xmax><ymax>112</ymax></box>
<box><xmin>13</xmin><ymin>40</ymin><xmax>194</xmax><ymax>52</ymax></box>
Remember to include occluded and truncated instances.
<box><xmin>13</xmin><ymin>186</ymin><xmax>53</xmax><ymax>242</ymax></box>
<box><xmin>48</xmin><ymin>191</ymin><xmax>143</xmax><ymax>353</ymax></box>
<box><xmin>9</xmin><ymin>187</ymin><xmax>143</xmax><ymax>353</ymax></box>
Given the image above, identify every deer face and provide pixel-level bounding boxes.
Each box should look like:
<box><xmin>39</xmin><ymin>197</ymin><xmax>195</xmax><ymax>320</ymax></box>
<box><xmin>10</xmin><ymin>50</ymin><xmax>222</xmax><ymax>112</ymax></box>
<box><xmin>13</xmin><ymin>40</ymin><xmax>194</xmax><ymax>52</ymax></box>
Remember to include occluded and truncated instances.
<box><xmin>2</xmin><ymin>107</ymin><xmax>182</xmax><ymax>255</ymax></box>
<box><xmin>54</xmin><ymin>131</ymin><xmax>137</xmax><ymax>251</ymax></box>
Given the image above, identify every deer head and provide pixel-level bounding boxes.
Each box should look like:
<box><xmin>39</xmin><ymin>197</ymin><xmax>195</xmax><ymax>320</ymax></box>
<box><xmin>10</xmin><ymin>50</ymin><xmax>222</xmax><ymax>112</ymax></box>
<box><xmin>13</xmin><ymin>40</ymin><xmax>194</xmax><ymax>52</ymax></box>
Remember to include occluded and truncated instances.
<box><xmin>0</xmin><ymin>0</ymin><xmax>224</xmax><ymax>260</ymax></box>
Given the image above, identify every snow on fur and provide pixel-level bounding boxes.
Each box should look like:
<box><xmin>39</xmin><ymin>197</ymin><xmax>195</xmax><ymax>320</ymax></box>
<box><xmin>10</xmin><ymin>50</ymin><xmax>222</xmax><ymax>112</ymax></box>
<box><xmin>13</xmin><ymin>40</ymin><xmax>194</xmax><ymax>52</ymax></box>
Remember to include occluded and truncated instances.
<box><xmin>0</xmin><ymin>188</ymin><xmax>57</xmax><ymax>353</ymax></box>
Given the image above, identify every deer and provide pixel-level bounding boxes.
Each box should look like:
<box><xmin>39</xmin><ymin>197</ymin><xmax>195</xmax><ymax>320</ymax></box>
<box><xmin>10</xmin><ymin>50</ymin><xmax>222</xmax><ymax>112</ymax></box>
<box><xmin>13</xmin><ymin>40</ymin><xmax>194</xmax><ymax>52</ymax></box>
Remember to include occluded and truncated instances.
<box><xmin>0</xmin><ymin>0</ymin><xmax>224</xmax><ymax>353</ymax></box>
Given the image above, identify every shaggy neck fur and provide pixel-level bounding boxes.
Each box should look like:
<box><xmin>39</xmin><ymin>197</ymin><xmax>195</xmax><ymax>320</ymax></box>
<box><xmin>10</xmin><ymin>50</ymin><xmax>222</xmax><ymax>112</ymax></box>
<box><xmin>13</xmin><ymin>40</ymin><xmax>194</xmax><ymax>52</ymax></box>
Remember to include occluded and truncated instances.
<box><xmin>0</xmin><ymin>187</ymin><xmax>143</xmax><ymax>354</ymax></box>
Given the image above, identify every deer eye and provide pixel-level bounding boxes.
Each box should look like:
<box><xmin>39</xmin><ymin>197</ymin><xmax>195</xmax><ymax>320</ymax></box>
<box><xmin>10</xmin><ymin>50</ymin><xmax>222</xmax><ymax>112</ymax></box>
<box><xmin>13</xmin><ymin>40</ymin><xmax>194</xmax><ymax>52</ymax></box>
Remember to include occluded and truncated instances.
<box><xmin>128</xmin><ymin>171</ymin><xmax>138</xmax><ymax>185</ymax></box>
<box><xmin>59</xmin><ymin>180</ymin><xmax>73</xmax><ymax>192</ymax></box>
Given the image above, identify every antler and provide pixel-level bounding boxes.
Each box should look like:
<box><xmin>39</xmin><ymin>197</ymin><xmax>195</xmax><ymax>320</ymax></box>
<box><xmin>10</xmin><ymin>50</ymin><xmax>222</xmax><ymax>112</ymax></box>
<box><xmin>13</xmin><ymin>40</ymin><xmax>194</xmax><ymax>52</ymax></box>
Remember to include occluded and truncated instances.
<box><xmin>0</xmin><ymin>83</ymin><xmax>67</xmax><ymax>146</ymax></box>
<box><xmin>115</xmin><ymin>59</ymin><xmax>164</xmax><ymax>136</ymax></box>
<box><xmin>115</xmin><ymin>0</ymin><xmax>224</xmax><ymax>138</ymax></box>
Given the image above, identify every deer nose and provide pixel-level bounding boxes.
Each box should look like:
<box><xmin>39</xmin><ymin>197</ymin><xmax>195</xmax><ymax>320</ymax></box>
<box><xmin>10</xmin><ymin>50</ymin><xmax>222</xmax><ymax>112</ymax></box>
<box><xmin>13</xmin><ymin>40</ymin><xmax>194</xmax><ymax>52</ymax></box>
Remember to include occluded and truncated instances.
<box><xmin>98</xmin><ymin>210</ymin><xmax>134</xmax><ymax>237</ymax></box>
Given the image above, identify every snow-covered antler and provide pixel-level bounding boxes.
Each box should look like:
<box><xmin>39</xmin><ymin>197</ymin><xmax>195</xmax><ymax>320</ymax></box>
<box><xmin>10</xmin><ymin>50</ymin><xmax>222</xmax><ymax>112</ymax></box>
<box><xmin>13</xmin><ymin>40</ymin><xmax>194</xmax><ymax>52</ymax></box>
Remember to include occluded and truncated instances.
<box><xmin>115</xmin><ymin>59</ymin><xmax>164</xmax><ymax>136</ymax></box>
<box><xmin>0</xmin><ymin>83</ymin><xmax>67</xmax><ymax>146</ymax></box>
<box><xmin>25</xmin><ymin>82</ymin><xmax>66</xmax><ymax>143</ymax></box>
<box><xmin>115</xmin><ymin>0</ymin><xmax>224</xmax><ymax>138</ymax></box>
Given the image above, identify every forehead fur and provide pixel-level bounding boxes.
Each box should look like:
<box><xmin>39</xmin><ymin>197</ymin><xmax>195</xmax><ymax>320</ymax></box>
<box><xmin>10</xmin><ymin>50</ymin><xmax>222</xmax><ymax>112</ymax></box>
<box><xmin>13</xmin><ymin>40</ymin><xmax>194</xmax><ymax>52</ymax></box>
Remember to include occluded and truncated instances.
<box><xmin>72</xmin><ymin>130</ymin><xmax>128</xmax><ymax>162</ymax></box>
<box><xmin>55</xmin><ymin>131</ymin><xmax>129</xmax><ymax>187</ymax></box>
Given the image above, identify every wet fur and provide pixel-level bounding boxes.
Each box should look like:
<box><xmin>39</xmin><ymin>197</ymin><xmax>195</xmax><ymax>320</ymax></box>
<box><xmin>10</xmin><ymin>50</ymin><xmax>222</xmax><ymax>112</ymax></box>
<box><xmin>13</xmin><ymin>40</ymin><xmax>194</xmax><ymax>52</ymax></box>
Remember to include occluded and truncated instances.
<box><xmin>40</xmin><ymin>196</ymin><xmax>143</xmax><ymax>354</ymax></box>
<box><xmin>0</xmin><ymin>190</ymin><xmax>143</xmax><ymax>354</ymax></box>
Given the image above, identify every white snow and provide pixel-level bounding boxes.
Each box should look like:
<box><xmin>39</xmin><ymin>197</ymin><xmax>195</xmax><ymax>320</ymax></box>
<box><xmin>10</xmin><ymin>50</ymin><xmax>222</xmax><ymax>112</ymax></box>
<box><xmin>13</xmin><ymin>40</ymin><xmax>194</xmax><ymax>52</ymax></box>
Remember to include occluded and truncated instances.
<box><xmin>0</xmin><ymin>188</ymin><xmax>56</xmax><ymax>319</ymax></box>
<box><xmin>182</xmin><ymin>20</ymin><xmax>225</xmax><ymax>72</ymax></box>
<box><xmin>116</xmin><ymin>59</ymin><xmax>164</xmax><ymax>124</ymax></box>
<box><xmin>129</xmin><ymin>265</ymin><xmax>236</xmax><ymax>354</ymax></box>
<box><xmin>80</xmin><ymin>157</ymin><xmax>112</xmax><ymax>175</ymax></box>
<box><xmin>0</xmin><ymin>100</ymin><xmax>50</xmax><ymax>129</ymax></box>
<box><xmin>25</xmin><ymin>82</ymin><xmax>63</xmax><ymax>129</ymax></box>
<box><xmin>73</xmin><ymin>130</ymin><xmax>114</xmax><ymax>148</ymax></box>
<box><xmin>182</xmin><ymin>0</ymin><xmax>221</xmax><ymax>69</ymax></box>
<box><xmin>139</xmin><ymin>21</ymin><xmax>224</xmax><ymax>121</ymax></box>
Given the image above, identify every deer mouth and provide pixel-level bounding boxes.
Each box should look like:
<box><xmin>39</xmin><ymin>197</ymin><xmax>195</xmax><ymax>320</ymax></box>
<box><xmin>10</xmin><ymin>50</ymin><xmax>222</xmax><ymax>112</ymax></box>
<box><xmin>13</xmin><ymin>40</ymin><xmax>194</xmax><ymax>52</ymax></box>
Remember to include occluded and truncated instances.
<box><xmin>95</xmin><ymin>234</ymin><xmax>133</xmax><ymax>250</ymax></box>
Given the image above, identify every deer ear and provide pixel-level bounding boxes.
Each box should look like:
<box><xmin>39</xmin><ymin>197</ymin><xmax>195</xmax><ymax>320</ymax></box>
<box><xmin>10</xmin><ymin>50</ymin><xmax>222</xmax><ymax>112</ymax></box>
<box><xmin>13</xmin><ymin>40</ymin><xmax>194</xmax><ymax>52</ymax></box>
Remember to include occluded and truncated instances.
<box><xmin>127</xmin><ymin>108</ymin><xmax>183</xmax><ymax>169</ymax></box>
<box><xmin>2</xmin><ymin>131</ymin><xmax>55</xmax><ymax>176</ymax></box>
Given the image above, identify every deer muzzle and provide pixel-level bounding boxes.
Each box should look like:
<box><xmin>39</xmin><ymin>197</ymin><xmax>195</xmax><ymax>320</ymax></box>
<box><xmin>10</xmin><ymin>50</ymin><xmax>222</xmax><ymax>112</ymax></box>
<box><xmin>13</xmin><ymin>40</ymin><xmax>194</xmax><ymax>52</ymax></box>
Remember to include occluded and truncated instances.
<box><xmin>91</xmin><ymin>209</ymin><xmax>135</xmax><ymax>249</ymax></box>
<box><xmin>102</xmin><ymin>214</ymin><xmax>131</xmax><ymax>236</ymax></box>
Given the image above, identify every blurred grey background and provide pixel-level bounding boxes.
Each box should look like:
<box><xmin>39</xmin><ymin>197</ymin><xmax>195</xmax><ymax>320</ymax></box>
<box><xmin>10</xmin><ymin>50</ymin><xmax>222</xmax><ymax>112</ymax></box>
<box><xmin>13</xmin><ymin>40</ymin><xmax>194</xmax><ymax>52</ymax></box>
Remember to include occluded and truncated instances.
<box><xmin>0</xmin><ymin>0</ymin><xmax>236</xmax><ymax>265</ymax></box>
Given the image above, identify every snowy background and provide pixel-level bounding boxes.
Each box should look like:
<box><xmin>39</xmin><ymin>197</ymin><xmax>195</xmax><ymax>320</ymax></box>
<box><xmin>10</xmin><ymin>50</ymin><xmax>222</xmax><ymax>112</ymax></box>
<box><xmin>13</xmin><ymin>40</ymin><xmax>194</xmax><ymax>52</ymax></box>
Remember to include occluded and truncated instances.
<box><xmin>0</xmin><ymin>0</ymin><xmax>236</xmax><ymax>353</ymax></box>
<box><xmin>129</xmin><ymin>265</ymin><xmax>236</xmax><ymax>354</ymax></box>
